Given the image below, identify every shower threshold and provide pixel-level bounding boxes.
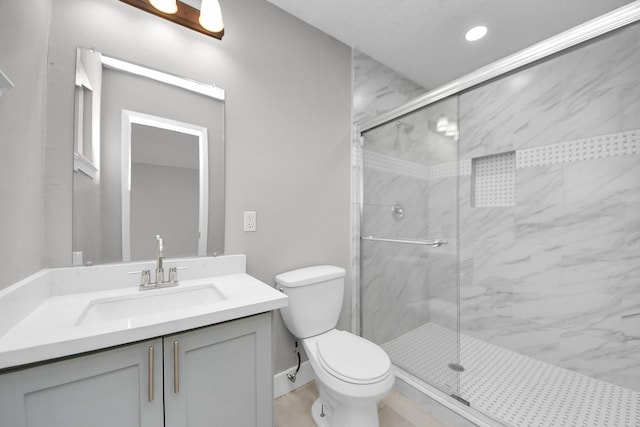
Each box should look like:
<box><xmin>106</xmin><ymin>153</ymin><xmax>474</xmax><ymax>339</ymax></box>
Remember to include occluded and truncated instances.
<box><xmin>382</xmin><ymin>322</ymin><xmax>640</xmax><ymax>427</ymax></box>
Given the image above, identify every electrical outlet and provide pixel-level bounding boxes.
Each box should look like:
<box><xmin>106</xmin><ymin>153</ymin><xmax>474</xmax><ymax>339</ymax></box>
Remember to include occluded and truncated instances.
<box><xmin>244</xmin><ymin>211</ymin><xmax>256</xmax><ymax>232</ymax></box>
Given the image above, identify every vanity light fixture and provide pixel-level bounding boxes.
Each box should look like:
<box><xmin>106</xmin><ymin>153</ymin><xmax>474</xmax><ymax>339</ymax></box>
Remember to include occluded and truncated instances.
<box><xmin>465</xmin><ymin>25</ymin><xmax>487</xmax><ymax>42</ymax></box>
<box><xmin>119</xmin><ymin>0</ymin><xmax>224</xmax><ymax>40</ymax></box>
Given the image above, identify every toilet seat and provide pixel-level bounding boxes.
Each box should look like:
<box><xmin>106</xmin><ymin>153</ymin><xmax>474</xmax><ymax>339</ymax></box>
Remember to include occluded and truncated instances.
<box><xmin>316</xmin><ymin>330</ymin><xmax>391</xmax><ymax>385</ymax></box>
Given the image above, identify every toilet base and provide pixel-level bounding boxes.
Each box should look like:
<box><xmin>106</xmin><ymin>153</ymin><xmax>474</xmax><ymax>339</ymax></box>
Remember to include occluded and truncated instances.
<box><xmin>310</xmin><ymin>397</ymin><xmax>380</xmax><ymax>427</ymax></box>
<box><xmin>311</xmin><ymin>398</ymin><xmax>331</xmax><ymax>427</ymax></box>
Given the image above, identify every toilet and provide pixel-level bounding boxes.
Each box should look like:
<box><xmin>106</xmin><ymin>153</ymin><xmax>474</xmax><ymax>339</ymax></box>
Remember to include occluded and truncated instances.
<box><xmin>276</xmin><ymin>265</ymin><xmax>394</xmax><ymax>427</ymax></box>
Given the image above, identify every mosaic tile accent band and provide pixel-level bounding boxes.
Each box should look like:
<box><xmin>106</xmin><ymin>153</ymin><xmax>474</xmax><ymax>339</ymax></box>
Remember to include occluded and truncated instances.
<box><xmin>383</xmin><ymin>322</ymin><xmax>640</xmax><ymax>427</ymax></box>
<box><xmin>363</xmin><ymin>129</ymin><xmax>640</xmax><ymax>180</ymax></box>
<box><xmin>516</xmin><ymin>129</ymin><xmax>640</xmax><ymax>169</ymax></box>
<box><xmin>363</xmin><ymin>150</ymin><xmax>471</xmax><ymax>180</ymax></box>
<box><xmin>363</xmin><ymin>150</ymin><xmax>430</xmax><ymax>179</ymax></box>
<box><xmin>430</xmin><ymin>159</ymin><xmax>472</xmax><ymax>179</ymax></box>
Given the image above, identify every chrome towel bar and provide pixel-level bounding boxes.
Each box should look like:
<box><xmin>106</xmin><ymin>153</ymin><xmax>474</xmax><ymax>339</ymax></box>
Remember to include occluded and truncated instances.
<box><xmin>361</xmin><ymin>235</ymin><xmax>447</xmax><ymax>247</ymax></box>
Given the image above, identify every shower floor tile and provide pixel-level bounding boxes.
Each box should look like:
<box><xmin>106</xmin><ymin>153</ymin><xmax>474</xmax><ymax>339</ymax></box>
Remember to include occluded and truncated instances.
<box><xmin>382</xmin><ymin>322</ymin><xmax>640</xmax><ymax>427</ymax></box>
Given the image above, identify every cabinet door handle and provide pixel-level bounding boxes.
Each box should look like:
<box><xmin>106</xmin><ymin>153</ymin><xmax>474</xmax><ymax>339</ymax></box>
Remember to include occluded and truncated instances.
<box><xmin>148</xmin><ymin>346</ymin><xmax>154</xmax><ymax>402</ymax></box>
<box><xmin>173</xmin><ymin>340</ymin><xmax>180</xmax><ymax>393</ymax></box>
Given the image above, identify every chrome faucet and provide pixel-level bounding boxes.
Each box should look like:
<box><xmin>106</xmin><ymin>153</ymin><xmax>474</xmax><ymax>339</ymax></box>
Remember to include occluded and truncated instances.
<box><xmin>155</xmin><ymin>234</ymin><xmax>164</xmax><ymax>285</ymax></box>
<box><xmin>131</xmin><ymin>235</ymin><xmax>182</xmax><ymax>291</ymax></box>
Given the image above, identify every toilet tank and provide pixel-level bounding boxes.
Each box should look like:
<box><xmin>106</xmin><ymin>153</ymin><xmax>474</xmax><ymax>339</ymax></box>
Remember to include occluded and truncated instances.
<box><xmin>276</xmin><ymin>265</ymin><xmax>345</xmax><ymax>339</ymax></box>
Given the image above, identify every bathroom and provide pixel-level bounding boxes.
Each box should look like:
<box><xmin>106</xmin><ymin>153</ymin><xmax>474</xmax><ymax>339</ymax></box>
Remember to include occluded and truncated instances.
<box><xmin>0</xmin><ymin>0</ymin><xmax>639</xmax><ymax>426</ymax></box>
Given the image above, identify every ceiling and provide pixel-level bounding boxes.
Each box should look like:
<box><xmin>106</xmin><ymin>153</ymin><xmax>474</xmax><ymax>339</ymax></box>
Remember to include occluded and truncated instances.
<box><xmin>266</xmin><ymin>0</ymin><xmax>635</xmax><ymax>90</ymax></box>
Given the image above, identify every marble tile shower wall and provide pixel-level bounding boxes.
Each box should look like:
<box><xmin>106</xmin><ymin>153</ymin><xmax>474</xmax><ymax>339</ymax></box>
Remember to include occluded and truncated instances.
<box><xmin>352</xmin><ymin>50</ymin><xmax>426</xmax><ymax>125</ymax></box>
<box><xmin>455</xmin><ymin>23</ymin><xmax>640</xmax><ymax>391</ymax></box>
<box><xmin>352</xmin><ymin>50</ymin><xmax>426</xmax><ymax>333</ymax></box>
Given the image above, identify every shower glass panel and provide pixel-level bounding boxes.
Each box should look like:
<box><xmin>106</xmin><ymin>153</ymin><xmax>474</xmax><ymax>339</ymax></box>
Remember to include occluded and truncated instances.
<box><xmin>361</xmin><ymin>96</ymin><xmax>460</xmax><ymax>396</ymax></box>
<box><xmin>454</xmin><ymin>21</ymin><xmax>640</xmax><ymax>425</ymax></box>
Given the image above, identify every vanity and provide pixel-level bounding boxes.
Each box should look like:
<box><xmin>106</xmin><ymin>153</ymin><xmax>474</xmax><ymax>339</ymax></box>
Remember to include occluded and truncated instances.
<box><xmin>0</xmin><ymin>254</ymin><xmax>287</xmax><ymax>427</ymax></box>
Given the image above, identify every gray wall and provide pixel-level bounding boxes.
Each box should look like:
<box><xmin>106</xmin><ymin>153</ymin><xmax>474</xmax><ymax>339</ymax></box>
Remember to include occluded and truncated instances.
<box><xmin>40</xmin><ymin>0</ymin><xmax>351</xmax><ymax>373</ymax></box>
<box><xmin>0</xmin><ymin>0</ymin><xmax>50</xmax><ymax>289</ymax></box>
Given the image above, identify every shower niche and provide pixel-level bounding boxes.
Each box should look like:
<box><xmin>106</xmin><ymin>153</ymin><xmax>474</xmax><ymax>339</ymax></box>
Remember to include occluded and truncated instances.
<box><xmin>471</xmin><ymin>151</ymin><xmax>516</xmax><ymax>208</ymax></box>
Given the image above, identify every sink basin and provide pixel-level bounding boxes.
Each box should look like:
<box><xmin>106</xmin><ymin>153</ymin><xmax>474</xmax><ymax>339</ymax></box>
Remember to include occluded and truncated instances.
<box><xmin>75</xmin><ymin>284</ymin><xmax>227</xmax><ymax>326</ymax></box>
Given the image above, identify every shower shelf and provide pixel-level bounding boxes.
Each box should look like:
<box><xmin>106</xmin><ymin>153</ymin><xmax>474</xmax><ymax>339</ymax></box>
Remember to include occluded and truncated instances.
<box><xmin>361</xmin><ymin>235</ymin><xmax>447</xmax><ymax>247</ymax></box>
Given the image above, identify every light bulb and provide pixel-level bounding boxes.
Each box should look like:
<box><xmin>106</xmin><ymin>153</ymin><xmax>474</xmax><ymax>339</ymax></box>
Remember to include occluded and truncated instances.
<box><xmin>199</xmin><ymin>0</ymin><xmax>224</xmax><ymax>32</ymax></box>
<box><xmin>149</xmin><ymin>0</ymin><xmax>178</xmax><ymax>14</ymax></box>
<box><xmin>436</xmin><ymin>115</ymin><xmax>449</xmax><ymax>133</ymax></box>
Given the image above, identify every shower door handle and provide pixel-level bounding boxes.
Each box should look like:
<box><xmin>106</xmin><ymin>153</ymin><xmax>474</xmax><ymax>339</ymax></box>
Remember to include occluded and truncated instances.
<box><xmin>362</xmin><ymin>235</ymin><xmax>447</xmax><ymax>247</ymax></box>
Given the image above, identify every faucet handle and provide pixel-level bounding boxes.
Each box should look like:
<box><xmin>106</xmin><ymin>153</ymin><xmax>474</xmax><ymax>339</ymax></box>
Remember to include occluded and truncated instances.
<box><xmin>127</xmin><ymin>269</ymin><xmax>148</xmax><ymax>275</ymax></box>
<box><xmin>141</xmin><ymin>270</ymin><xmax>151</xmax><ymax>287</ymax></box>
<box><xmin>128</xmin><ymin>269</ymin><xmax>151</xmax><ymax>287</ymax></box>
<box><xmin>169</xmin><ymin>267</ymin><xmax>178</xmax><ymax>283</ymax></box>
<box><xmin>168</xmin><ymin>266</ymin><xmax>188</xmax><ymax>283</ymax></box>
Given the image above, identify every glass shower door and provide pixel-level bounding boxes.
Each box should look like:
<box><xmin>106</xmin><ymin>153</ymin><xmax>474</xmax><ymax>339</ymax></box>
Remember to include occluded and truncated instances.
<box><xmin>360</xmin><ymin>96</ymin><xmax>460</xmax><ymax>397</ymax></box>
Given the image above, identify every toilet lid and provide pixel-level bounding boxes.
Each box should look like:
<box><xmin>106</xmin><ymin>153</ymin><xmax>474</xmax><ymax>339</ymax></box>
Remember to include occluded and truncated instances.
<box><xmin>316</xmin><ymin>331</ymin><xmax>391</xmax><ymax>384</ymax></box>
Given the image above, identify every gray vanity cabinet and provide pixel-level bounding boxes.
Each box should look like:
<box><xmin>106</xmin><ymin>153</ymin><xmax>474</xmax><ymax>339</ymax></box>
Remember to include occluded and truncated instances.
<box><xmin>0</xmin><ymin>338</ymin><xmax>165</xmax><ymax>427</ymax></box>
<box><xmin>163</xmin><ymin>312</ymin><xmax>273</xmax><ymax>427</ymax></box>
<box><xmin>0</xmin><ymin>313</ymin><xmax>273</xmax><ymax>427</ymax></box>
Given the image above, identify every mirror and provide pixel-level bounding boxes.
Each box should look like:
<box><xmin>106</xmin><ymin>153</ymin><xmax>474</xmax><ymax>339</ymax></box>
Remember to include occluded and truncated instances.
<box><xmin>72</xmin><ymin>47</ymin><xmax>225</xmax><ymax>265</ymax></box>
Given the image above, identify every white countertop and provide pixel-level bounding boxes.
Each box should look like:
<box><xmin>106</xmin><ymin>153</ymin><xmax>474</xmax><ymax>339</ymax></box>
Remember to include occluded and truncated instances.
<box><xmin>0</xmin><ymin>256</ymin><xmax>287</xmax><ymax>370</ymax></box>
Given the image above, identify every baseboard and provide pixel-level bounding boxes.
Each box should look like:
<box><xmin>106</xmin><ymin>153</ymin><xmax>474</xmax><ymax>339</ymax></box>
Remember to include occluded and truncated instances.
<box><xmin>273</xmin><ymin>360</ymin><xmax>314</xmax><ymax>398</ymax></box>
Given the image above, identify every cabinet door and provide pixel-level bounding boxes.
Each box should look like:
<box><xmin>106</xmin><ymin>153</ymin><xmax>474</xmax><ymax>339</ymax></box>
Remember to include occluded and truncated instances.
<box><xmin>164</xmin><ymin>313</ymin><xmax>273</xmax><ymax>427</ymax></box>
<box><xmin>0</xmin><ymin>338</ymin><xmax>164</xmax><ymax>427</ymax></box>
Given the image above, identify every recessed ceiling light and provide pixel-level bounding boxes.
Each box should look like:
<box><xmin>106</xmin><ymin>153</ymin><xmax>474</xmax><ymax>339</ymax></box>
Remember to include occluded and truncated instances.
<box><xmin>465</xmin><ymin>26</ymin><xmax>487</xmax><ymax>42</ymax></box>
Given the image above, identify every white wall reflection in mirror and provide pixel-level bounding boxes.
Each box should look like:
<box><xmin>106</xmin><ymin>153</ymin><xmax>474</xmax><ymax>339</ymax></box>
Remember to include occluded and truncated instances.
<box><xmin>72</xmin><ymin>47</ymin><xmax>225</xmax><ymax>265</ymax></box>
